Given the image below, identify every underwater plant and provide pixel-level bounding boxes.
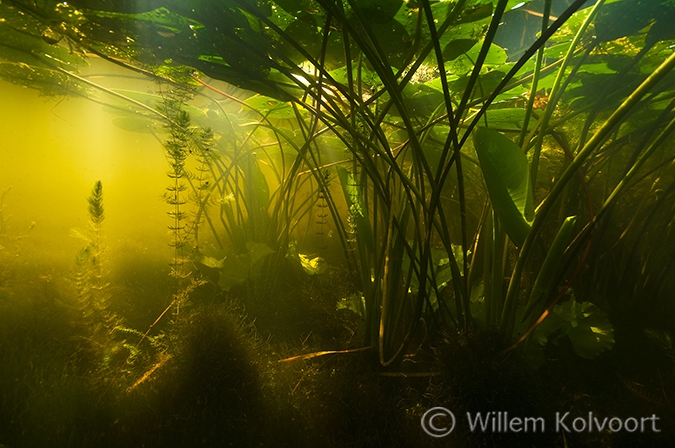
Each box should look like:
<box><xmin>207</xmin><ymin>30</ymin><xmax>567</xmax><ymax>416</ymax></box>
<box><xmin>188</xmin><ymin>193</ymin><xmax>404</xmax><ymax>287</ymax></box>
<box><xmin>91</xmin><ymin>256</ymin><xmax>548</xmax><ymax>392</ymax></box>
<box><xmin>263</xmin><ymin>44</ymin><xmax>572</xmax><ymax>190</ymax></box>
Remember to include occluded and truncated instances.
<box><xmin>4</xmin><ymin>0</ymin><xmax>675</xmax><ymax>374</ymax></box>
<box><xmin>69</xmin><ymin>181</ymin><xmax>159</xmax><ymax>388</ymax></box>
<box><xmin>115</xmin><ymin>301</ymin><xmax>275</xmax><ymax>447</ymax></box>
<box><xmin>71</xmin><ymin>181</ymin><xmax>120</xmax><ymax>350</ymax></box>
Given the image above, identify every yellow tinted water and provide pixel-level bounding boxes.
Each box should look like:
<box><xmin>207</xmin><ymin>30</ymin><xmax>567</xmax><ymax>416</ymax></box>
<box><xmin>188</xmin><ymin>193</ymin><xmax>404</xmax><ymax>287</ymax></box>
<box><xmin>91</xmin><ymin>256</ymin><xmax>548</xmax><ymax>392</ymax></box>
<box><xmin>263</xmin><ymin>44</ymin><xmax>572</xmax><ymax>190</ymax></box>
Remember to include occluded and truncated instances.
<box><xmin>0</xmin><ymin>57</ymin><xmax>169</xmax><ymax>269</ymax></box>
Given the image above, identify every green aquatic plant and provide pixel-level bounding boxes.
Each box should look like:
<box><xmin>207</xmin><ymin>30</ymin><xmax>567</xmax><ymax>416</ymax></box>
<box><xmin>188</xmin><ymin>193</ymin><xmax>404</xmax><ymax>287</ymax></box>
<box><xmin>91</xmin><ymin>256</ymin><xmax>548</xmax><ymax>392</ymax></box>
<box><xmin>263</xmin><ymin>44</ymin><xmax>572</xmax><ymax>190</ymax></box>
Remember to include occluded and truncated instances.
<box><xmin>6</xmin><ymin>0</ymin><xmax>675</xmax><ymax>370</ymax></box>
<box><xmin>71</xmin><ymin>181</ymin><xmax>119</xmax><ymax>345</ymax></box>
<box><xmin>120</xmin><ymin>302</ymin><xmax>273</xmax><ymax>446</ymax></box>
<box><xmin>68</xmin><ymin>175</ymin><xmax>209</xmax><ymax>389</ymax></box>
<box><xmin>159</xmin><ymin>89</ymin><xmax>194</xmax><ymax>288</ymax></box>
<box><xmin>70</xmin><ymin>181</ymin><xmax>150</xmax><ymax>386</ymax></box>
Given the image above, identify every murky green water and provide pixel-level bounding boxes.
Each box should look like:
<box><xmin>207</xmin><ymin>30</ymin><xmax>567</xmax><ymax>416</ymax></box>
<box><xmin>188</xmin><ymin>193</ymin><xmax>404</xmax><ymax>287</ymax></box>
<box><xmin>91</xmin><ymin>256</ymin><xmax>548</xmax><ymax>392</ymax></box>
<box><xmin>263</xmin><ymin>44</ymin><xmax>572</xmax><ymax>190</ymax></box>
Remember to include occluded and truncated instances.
<box><xmin>2</xmin><ymin>1</ymin><xmax>675</xmax><ymax>447</ymax></box>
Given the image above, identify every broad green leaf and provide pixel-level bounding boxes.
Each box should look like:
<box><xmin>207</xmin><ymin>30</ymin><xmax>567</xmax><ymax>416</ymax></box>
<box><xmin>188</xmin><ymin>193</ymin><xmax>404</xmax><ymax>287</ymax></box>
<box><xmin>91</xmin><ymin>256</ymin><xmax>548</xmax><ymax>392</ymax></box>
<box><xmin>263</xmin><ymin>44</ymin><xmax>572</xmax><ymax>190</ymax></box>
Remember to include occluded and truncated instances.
<box><xmin>298</xmin><ymin>254</ymin><xmax>329</xmax><ymax>275</ymax></box>
<box><xmin>217</xmin><ymin>242</ymin><xmax>273</xmax><ymax>291</ymax></box>
<box><xmin>328</xmin><ymin>65</ymin><xmax>381</xmax><ymax>88</ymax></box>
<box><xmin>577</xmin><ymin>63</ymin><xmax>618</xmax><ymax>75</ymax></box>
<box><xmin>368</xmin><ymin>19</ymin><xmax>413</xmax><ymax>69</ymax></box>
<box><xmin>110</xmin><ymin>89</ymin><xmax>207</xmax><ymax>117</ymax></box>
<box><xmin>353</xmin><ymin>0</ymin><xmax>404</xmax><ymax>23</ymax></box>
<box><xmin>199</xmin><ymin>255</ymin><xmax>226</xmax><ymax>269</ymax></box>
<box><xmin>274</xmin><ymin>0</ymin><xmax>305</xmax><ymax>16</ymax></box>
<box><xmin>218</xmin><ymin>253</ymin><xmax>250</xmax><ymax>291</ymax></box>
<box><xmin>435</xmin><ymin>20</ymin><xmax>490</xmax><ymax>58</ymax></box>
<box><xmin>69</xmin><ymin>0</ymin><xmax>163</xmax><ymax>14</ymax></box>
<box><xmin>482</xmin><ymin>108</ymin><xmax>534</xmax><ymax>131</ymax></box>
<box><xmin>337</xmin><ymin>293</ymin><xmax>367</xmax><ymax>319</ymax></box>
<box><xmin>442</xmin><ymin>39</ymin><xmax>478</xmax><ymax>60</ymax></box>
<box><xmin>646</xmin><ymin>12</ymin><xmax>675</xmax><ymax>47</ymax></box>
<box><xmin>245</xmin><ymin>96</ymin><xmax>295</xmax><ymax>119</ymax></box>
<box><xmin>400</xmin><ymin>83</ymin><xmax>445</xmax><ymax>118</ymax></box>
<box><xmin>449</xmin><ymin>70</ymin><xmax>506</xmax><ymax>95</ymax></box>
<box><xmin>457</xmin><ymin>1</ymin><xmax>493</xmax><ymax>24</ymax></box>
<box><xmin>447</xmin><ymin>40</ymin><xmax>507</xmax><ymax>75</ymax></box>
<box><xmin>472</xmin><ymin>127</ymin><xmax>533</xmax><ymax>247</ymax></box>
<box><xmin>110</xmin><ymin>89</ymin><xmax>157</xmax><ymax>105</ymax></box>
<box><xmin>247</xmin><ymin>241</ymin><xmax>274</xmax><ymax>268</ymax></box>
<box><xmin>527</xmin><ymin>296</ymin><xmax>615</xmax><ymax>364</ymax></box>
<box><xmin>0</xmin><ymin>63</ymin><xmax>86</xmax><ymax>97</ymax></box>
<box><xmin>279</xmin><ymin>17</ymin><xmax>321</xmax><ymax>63</ymax></box>
<box><xmin>0</xmin><ymin>6</ymin><xmax>87</xmax><ymax>69</ymax></box>
<box><xmin>554</xmin><ymin>299</ymin><xmax>615</xmax><ymax>359</ymax></box>
<box><xmin>595</xmin><ymin>0</ymin><xmax>661</xmax><ymax>43</ymax></box>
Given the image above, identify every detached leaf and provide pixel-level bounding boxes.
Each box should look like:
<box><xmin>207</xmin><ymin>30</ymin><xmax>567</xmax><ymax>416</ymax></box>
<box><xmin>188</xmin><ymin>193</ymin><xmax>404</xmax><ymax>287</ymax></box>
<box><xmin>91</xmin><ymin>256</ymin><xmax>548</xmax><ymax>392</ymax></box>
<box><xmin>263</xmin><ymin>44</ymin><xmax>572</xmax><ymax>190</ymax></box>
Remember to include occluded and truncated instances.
<box><xmin>286</xmin><ymin>241</ymin><xmax>328</xmax><ymax>275</ymax></box>
<box><xmin>473</xmin><ymin>127</ymin><xmax>534</xmax><ymax>247</ymax></box>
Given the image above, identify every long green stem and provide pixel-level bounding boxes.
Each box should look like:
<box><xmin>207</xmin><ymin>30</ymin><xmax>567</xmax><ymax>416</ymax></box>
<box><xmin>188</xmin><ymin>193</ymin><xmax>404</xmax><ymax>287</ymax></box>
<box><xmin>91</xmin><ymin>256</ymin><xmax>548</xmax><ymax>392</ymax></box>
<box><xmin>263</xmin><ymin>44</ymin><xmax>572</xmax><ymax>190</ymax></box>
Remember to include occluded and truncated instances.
<box><xmin>521</xmin><ymin>0</ymin><xmax>551</xmax><ymax>181</ymax></box>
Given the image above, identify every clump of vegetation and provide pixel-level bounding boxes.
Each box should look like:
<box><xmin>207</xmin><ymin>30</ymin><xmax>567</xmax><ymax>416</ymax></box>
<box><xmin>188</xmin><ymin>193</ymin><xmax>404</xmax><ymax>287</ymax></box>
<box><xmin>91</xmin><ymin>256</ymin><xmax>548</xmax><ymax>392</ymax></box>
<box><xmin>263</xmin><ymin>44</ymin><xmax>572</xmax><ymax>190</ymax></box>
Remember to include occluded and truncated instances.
<box><xmin>70</xmin><ymin>181</ymin><xmax>149</xmax><ymax>388</ymax></box>
<box><xmin>119</xmin><ymin>301</ymin><xmax>273</xmax><ymax>446</ymax></box>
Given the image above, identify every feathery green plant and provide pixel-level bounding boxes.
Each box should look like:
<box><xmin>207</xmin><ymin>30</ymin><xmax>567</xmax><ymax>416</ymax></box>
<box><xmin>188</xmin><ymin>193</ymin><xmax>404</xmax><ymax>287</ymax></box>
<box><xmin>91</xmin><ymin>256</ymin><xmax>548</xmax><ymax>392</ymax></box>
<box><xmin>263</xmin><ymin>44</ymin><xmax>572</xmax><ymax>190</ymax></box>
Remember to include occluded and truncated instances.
<box><xmin>70</xmin><ymin>181</ymin><xmax>145</xmax><ymax>385</ymax></box>
<box><xmin>72</xmin><ymin>181</ymin><xmax>118</xmax><ymax>343</ymax></box>
<box><xmin>160</xmin><ymin>91</ymin><xmax>193</xmax><ymax>288</ymax></box>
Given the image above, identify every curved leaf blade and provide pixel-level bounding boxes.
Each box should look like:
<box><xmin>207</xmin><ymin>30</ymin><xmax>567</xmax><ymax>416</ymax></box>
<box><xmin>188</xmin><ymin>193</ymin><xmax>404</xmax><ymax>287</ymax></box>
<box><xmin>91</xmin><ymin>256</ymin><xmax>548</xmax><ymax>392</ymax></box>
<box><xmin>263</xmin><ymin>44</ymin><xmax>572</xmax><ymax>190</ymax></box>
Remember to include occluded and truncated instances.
<box><xmin>473</xmin><ymin>126</ymin><xmax>533</xmax><ymax>247</ymax></box>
